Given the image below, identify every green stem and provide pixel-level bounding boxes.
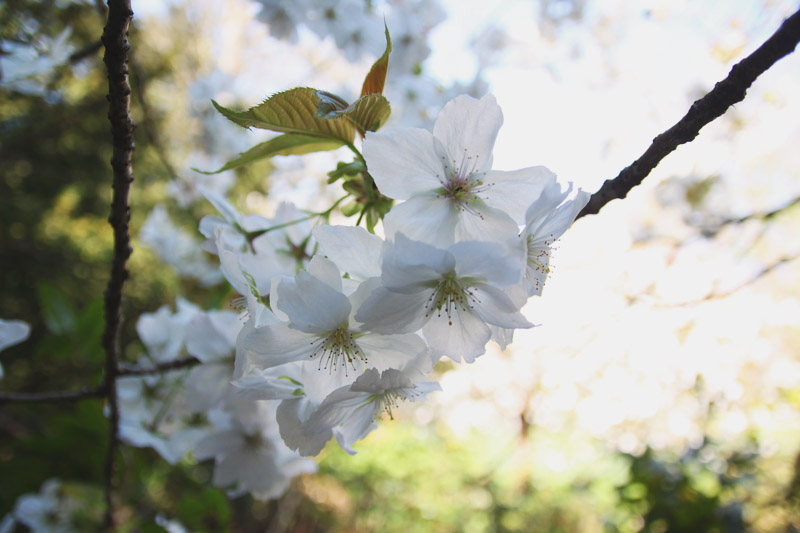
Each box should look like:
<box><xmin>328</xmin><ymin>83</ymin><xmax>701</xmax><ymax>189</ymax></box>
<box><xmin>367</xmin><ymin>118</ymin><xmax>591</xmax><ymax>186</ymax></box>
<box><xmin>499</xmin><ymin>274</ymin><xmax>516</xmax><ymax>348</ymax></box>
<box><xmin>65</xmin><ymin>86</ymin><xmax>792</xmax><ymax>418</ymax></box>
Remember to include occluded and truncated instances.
<box><xmin>363</xmin><ymin>170</ymin><xmax>376</xmax><ymax>203</ymax></box>
<box><xmin>244</xmin><ymin>194</ymin><xmax>350</xmax><ymax>247</ymax></box>
<box><xmin>344</xmin><ymin>140</ymin><xmax>367</xmax><ymax>166</ymax></box>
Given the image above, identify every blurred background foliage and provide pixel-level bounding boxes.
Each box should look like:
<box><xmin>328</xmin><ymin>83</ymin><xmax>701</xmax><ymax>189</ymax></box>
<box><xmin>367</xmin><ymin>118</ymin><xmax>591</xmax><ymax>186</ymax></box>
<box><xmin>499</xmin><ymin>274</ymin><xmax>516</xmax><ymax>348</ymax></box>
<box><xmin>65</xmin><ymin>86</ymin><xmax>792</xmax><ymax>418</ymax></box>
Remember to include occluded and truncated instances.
<box><xmin>2</xmin><ymin>0</ymin><xmax>800</xmax><ymax>531</ymax></box>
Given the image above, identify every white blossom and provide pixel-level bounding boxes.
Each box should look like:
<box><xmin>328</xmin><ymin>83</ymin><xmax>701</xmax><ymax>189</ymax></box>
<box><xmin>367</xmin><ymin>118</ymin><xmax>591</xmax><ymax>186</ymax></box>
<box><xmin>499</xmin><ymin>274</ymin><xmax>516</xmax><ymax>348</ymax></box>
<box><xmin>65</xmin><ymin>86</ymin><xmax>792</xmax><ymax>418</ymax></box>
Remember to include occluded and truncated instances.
<box><xmin>518</xmin><ymin>180</ymin><xmax>590</xmax><ymax>296</ymax></box>
<box><xmin>136</xmin><ymin>299</ymin><xmax>199</xmax><ymax>363</ymax></box>
<box><xmin>286</xmin><ymin>363</ymin><xmax>440</xmax><ymax>456</ymax></box>
<box><xmin>240</xmin><ymin>256</ymin><xmax>427</xmax><ymax>394</ymax></box>
<box><xmin>355</xmin><ymin>233</ymin><xmax>531</xmax><ymax>362</ymax></box>
<box><xmin>0</xmin><ymin>319</ymin><xmax>31</xmax><ymax>380</ymax></box>
<box><xmin>139</xmin><ymin>206</ymin><xmax>222</xmax><ymax>286</ymax></box>
<box><xmin>8</xmin><ymin>479</ymin><xmax>79</xmax><ymax>533</ymax></box>
<box><xmin>194</xmin><ymin>400</ymin><xmax>315</xmax><ymax>500</ymax></box>
<box><xmin>364</xmin><ymin>94</ymin><xmax>554</xmax><ymax>247</ymax></box>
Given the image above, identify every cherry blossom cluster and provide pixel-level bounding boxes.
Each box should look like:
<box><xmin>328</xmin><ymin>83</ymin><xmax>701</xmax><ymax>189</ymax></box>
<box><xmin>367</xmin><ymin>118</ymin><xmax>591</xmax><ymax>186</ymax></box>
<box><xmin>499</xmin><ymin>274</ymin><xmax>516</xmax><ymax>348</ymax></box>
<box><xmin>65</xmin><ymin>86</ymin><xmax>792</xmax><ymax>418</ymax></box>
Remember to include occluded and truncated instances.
<box><xmin>225</xmin><ymin>93</ymin><xmax>589</xmax><ymax>455</ymax></box>
<box><xmin>111</xmin><ymin>93</ymin><xmax>589</xmax><ymax>502</ymax></box>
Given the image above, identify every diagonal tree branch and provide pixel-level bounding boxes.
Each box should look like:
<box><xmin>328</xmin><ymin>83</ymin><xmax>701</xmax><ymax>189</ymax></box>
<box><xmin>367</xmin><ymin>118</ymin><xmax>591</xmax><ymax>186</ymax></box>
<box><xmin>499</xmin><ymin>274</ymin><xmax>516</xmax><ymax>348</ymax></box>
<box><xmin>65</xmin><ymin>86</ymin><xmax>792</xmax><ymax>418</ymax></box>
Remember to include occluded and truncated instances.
<box><xmin>577</xmin><ymin>8</ymin><xmax>800</xmax><ymax>220</ymax></box>
<box><xmin>118</xmin><ymin>356</ymin><xmax>202</xmax><ymax>376</ymax></box>
<box><xmin>0</xmin><ymin>386</ymin><xmax>107</xmax><ymax>405</ymax></box>
<box><xmin>100</xmin><ymin>0</ymin><xmax>135</xmax><ymax>528</ymax></box>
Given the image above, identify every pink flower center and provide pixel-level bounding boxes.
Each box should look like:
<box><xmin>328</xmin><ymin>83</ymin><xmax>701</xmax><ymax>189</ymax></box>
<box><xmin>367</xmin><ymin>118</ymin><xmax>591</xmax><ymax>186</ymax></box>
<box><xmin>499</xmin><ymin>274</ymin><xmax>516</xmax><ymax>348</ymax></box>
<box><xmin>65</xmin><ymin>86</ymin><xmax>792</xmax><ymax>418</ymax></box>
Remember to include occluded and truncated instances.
<box><xmin>435</xmin><ymin>149</ymin><xmax>493</xmax><ymax>216</ymax></box>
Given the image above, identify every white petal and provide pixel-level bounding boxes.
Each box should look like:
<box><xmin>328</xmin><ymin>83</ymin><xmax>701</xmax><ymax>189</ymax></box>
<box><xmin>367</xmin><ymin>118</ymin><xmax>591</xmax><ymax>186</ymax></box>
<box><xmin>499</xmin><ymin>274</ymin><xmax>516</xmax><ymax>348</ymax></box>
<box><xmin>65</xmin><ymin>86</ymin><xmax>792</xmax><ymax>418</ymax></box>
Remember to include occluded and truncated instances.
<box><xmin>200</xmin><ymin>186</ymin><xmax>243</xmax><ymax>227</ymax></box>
<box><xmin>332</xmin><ymin>402</ymin><xmax>378</xmax><ymax>455</ymax></box>
<box><xmin>277</xmin><ymin>272</ymin><xmax>351</xmax><ymax>333</ymax></box>
<box><xmin>525</xmin><ymin>186</ymin><xmax>591</xmax><ymax>243</ymax></box>
<box><xmin>0</xmin><ymin>319</ymin><xmax>30</xmax><ymax>352</ymax></box>
<box><xmin>231</xmin><ymin>369</ymin><xmax>304</xmax><ymax>401</ymax></box>
<box><xmin>184</xmin><ymin>364</ymin><xmax>231</xmax><ymax>412</ymax></box>
<box><xmin>383</xmin><ymin>194</ymin><xmax>461</xmax><ymax>248</ymax></box>
<box><xmin>277</xmin><ymin>397</ymin><xmax>333</xmax><ymax>456</ymax></box>
<box><xmin>238</xmin><ymin>248</ymin><xmax>289</xmax><ymax>295</ymax></box>
<box><xmin>198</xmin><ymin>215</ymin><xmax>226</xmax><ymax>240</ymax></box>
<box><xmin>234</xmin><ymin>317</ymin><xmax>257</xmax><ymax>379</ymax></box>
<box><xmin>470</xmin><ymin>283</ymin><xmax>532</xmax><ymax>329</ymax></box>
<box><xmin>306</xmin><ymin>255</ymin><xmax>343</xmax><ymax>292</ymax></box>
<box><xmin>523</xmin><ymin>180</ymin><xmax>569</xmax><ymax>231</ymax></box>
<box><xmin>185</xmin><ymin>311</ymin><xmax>240</xmax><ymax>362</ymax></box>
<box><xmin>491</xmin><ymin>325</ymin><xmax>515</xmax><ymax>350</ymax></box>
<box><xmin>346</xmin><ymin>276</ymin><xmax>382</xmax><ymax>325</ymax></box>
<box><xmin>433</xmin><ymin>94</ymin><xmax>502</xmax><ymax>173</ymax></box>
<box><xmin>357</xmin><ymin>332</ymin><xmax>427</xmax><ymax>370</ymax></box>
<box><xmin>313</xmin><ymin>225</ymin><xmax>383</xmax><ymax>280</ymax></box>
<box><xmin>298</xmin><ymin>358</ymin><xmax>361</xmax><ymax>404</ymax></box>
<box><xmin>242</xmin><ymin>323</ymin><xmax>321</xmax><ymax>368</ymax></box>
<box><xmin>269</xmin><ymin>276</ymin><xmax>288</xmax><ymax>322</ymax></box>
<box><xmin>363</xmin><ymin>128</ymin><xmax>444</xmax><ymax>200</ymax></box>
<box><xmin>307</xmin><ymin>386</ymin><xmax>375</xmax><ymax>454</ymax></box>
<box><xmin>241</xmin><ymin>213</ymin><xmax>272</xmax><ymax>233</ymax></box>
<box><xmin>354</xmin><ymin>287</ymin><xmax>430</xmax><ymax>334</ymax></box>
<box><xmin>422</xmin><ymin>307</ymin><xmax>491</xmax><ymax>363</ymax></box>
<box><xmin>450</xmin><ymin>240</ymin><xmax>523</xmax><ymax>287</ymax></box>
<box><xmin>400</xmin><ymin>351</ymin><xmax>436</xmax><ymax>379</ymax></box>
<box><xmin>380</xmin><ymin>233</ymin><xmax>455</xmax><ymax>293</ymax></box>
<box><xmin>119</xmin><ymin>422</ymin><xmax>182</xmax><ymax>463</ymax></box>
<box><xmin>452</xmin><ymin>201</ymin><xmax>520</xmax><ymax>244</ymax></box>
<box><xmin>218</xmin><ymin>247</ymin><xmax>250</xmax><ymax>297</ymax></box>
<box><xmin>483</xmin><ymin>166</ymin><xmax>556</xmax><ymax>223</ymax></box>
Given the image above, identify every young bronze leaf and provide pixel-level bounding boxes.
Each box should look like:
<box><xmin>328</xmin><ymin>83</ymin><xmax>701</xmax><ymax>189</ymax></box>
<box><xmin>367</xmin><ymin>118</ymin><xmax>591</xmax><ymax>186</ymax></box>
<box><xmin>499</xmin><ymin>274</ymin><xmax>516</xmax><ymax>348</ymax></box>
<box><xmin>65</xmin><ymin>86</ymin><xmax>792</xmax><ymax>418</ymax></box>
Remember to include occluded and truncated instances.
<box><xmin>360</xmin><ymin>24</ymin><xmax>392</xmax><ymax>97</ymax></box>
<box><xmin>194</xmin><ymin>134</ymin><xmax>345</xmax><ymax>175</ymax></box>
<box><xmin>316</xmin><ymin>91</ymin><xmax>350</xmax><ymax>119</ymax></box>
<box><xmin>343</xmin><ymin>94</ymin><xmax>391</xmax><ymax>135</ymax></box>
<box><xmin>316</xmin><ymin>94</ymin><xmax>391</xmax><ymax>137</ymax></box>
<box><xmin>211</xmin><ymin>88</ymin><xmax>355</xmax><ymax>144</ymax></box>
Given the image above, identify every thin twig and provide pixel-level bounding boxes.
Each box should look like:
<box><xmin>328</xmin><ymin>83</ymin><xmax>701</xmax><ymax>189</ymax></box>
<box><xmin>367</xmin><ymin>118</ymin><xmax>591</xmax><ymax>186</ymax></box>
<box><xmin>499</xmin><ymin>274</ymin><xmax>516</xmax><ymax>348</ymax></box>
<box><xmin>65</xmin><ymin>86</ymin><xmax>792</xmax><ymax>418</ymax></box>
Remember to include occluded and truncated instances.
<box><xmin>657</xmin><ymin>254</ymin><xmax>800</xmax><ymax>307</ymax></box>
<box><xmin>129</xmin><ymin>58</ymin><xmax>182</xmax><ymax>181</ymax></box>
<box><xmin>717</xmin><ymin>194</ymin><xmax>800</xmax><ymax>227</ymax></box>
<box><xmin>0</xmin><ymin>386</ymin><xmax>107</xmax><ymax>405</ymax></box>
<box><xmin>100</xmin><ymin>0</ymin><xmax>135</xmax><ymax>529</ymax></box>
<box><xmin>701</xmin><ymin>254</ymin><xmax>799</xmax><ymax>302</ymax></box>
<box><xmin>68</xmin><ymin>41</ymin><xmax>103</xmax><ymax>63</ymax></box>
<box><xmin>577</xmin><ymin>8</ymin><xmax>800</xmax><ymax>220</ymax></box>
<box><xmin>118</xmin><ymin>357</ymin><xmax>202</xmax><ymax>376</ymax></box>
<box><xmin>681</xmin><ymin>193</ymin><xmax>800</xmax><ymax>238</ymax></box>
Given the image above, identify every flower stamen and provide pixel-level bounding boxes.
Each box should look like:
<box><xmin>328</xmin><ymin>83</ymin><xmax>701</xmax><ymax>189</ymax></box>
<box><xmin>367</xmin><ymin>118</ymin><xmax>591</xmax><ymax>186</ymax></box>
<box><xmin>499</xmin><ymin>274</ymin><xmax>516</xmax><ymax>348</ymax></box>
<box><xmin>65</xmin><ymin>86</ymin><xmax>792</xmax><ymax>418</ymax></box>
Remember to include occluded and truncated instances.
<box><xmin>308</xmin><ymin>326</ymin><xmax>367</xmax><ymax>376</ymax></box>
<box><xmin>424</xmin><ymin>277</ymin><xmax>481</xmax><ymax>326</ymax></box>
<box><xmin>370</xmin><ymin>387</ymin><xmax>423</xmax><ymax>420</ymax></box>
<box><xmin>434</xmin><ymin>150</ymin><xmax>495</xmax><ymax>218</ymax></box>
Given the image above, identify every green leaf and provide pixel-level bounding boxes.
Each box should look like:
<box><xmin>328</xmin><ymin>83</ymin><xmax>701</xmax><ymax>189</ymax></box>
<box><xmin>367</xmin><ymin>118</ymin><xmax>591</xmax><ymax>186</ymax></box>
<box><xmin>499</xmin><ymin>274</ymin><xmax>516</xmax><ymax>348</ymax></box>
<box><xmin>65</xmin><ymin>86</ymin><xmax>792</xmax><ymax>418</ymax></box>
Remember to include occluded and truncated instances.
<box><xmin>341</xmin><ymin>200</ymin><xmax>362</xmax><ymax>217</ymax></box>
<box><xmin>37</xmin><ymin>282</ymin><xmax>75</xmax><ymax>334</ymax></box>
<box><xmin>195</xmin><ymin>133</ymin><xmax>345</xmax><ymax>174</ymax></box>
<box><xmin>328</xmin><ymin>160</ymin><xmax>367</xmax><ymax>183</ymax></box>
<box><xmin>342</xmin><ymin>180</ymin><xmax>365</xmax><ymax>197</ymax></box>
<box><xmin>212</xmin><ymin>88</ymin><xmax>355</xmax><ymax>144</ymax></box>
<box><xmin>317</xmin><ymin>93</ymin><xmax>392</xmax><ymax>136</ymax></box>
<box><xmin>361</xmin><ymin>24</ymin><xmax>392</xmax><ymax>97</ymax></box>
